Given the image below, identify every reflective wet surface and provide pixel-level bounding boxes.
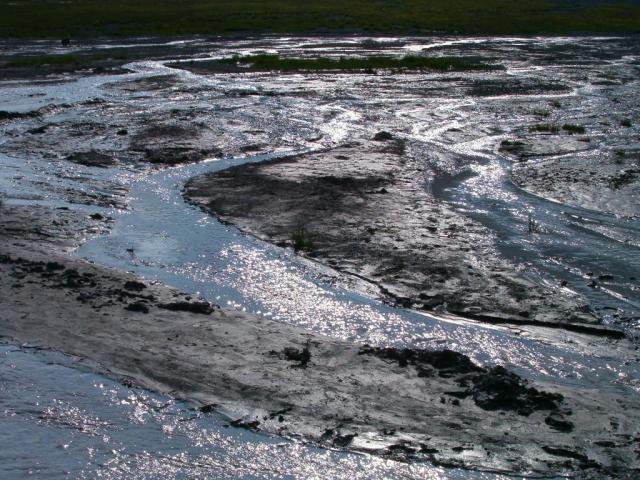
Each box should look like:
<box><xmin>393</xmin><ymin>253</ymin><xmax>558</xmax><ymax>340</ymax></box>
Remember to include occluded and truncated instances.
<box><xmin>77</xmin><ymin>153</ymin><xmax>640</xmax><ymax>394</ymax></box>
<box><xmin>1</xmin><ymin>35</ymin><xmax>639</xmax><ymax>478</ymax></box>
<box><xmin>4</xmin><ymin>343</ymin><xmax>508</xmax><ymax>479</ymax></box>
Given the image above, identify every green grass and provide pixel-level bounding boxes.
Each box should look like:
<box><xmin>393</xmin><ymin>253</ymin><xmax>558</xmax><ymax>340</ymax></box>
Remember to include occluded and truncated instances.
<box><xmin>218</xmin><ymin>54</ymin><xmax>496</xmax><ymax>72</ymax></box>
<box><xmin>527</xmin><ymin>214</ymin><xmax>540</xmax><ymax>234</ymax></box>
<box><xmin>561</xmin><ymin>123</ymin><xmax>586</xmax><ymax>134</ymax></box>
<box><xmin>1</xmin><ymin>0</ymin><xmax>640</xmax><ymax>38</ymax></box>
<box><xmin>528</xmin><ymin>123</ymin><xmax>587</xmax><ymax>134</ymax></box>
<box><xmin>621</xmin><ymin>118</ymin><xmax>632</xmax><ymax>127</ymax></box>
<box><xmin>609</xmin><ymin>171</ymin><xmax>637</xmax><ymax>189</ymax></box>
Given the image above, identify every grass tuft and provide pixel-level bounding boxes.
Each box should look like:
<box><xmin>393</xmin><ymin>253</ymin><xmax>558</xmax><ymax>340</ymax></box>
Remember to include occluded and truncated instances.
<box><xmin>529</xmin><ymin>124</ymin><xmax>560</xmax><ymax>134</ymax></box>
<box><xmin>527</xmin><ymin>214</ymin><xmax>540</xmax><ymax>234</ymax></box>
<box><xmin>608</xmin><ymin>170</ymin><xmax>637</xmax><ymax>190</ymax></box>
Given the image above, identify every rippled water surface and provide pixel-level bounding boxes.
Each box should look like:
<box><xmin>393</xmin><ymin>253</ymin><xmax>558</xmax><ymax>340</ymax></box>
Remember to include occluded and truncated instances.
<box><xmin>2</xmin><ymin>35</ymin><xmax>639</xmax><ymax>478</ymax></box>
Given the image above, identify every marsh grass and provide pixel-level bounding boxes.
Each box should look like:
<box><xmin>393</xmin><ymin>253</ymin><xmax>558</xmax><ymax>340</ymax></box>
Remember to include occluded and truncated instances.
<box><xmin>219</xmin><ymin>54</ymin><xmax>496</xmax><ymax>72</ymax></box>
<box><xmin>4</xmin><ymin>51</ymin><xmax>134</xmax><ymax>70</ymax></box>
<box><xmin>291</xmin><ymin>225</ymin><xmax>313</xmax><ymax>252</ymax></box>
<box><xmin>528</xmin><ymin>123</ymin><xmax>586</xmax><ymax>135</ymax></box>
<box><xmin>608</xmin><ymin>171</ymin><xmax>637</xmax><ymax>190</ymax></box>
<box><xmin>2</xmin><ymin>0</ymin><xmax>640</xmax><ymax>37</ymax></box>
<box><xmin>7</xmin><ymin>55</ymin><xmax>80</xmax><ymax>67</ymax></box>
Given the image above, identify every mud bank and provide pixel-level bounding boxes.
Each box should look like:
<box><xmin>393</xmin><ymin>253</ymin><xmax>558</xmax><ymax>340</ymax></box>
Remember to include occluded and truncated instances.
<box><xmin>510</xmin><ymin>148</ymin><xmax>640</xmax><ymax>218</ymax></box>
<box><xmin>183</xmin><ymin>136</ymin><xmax>625</xmax><ymax>336</ymax></box>
<box><xmin>1</xmin><ymin>203</ymin><xmax>638</xmax><ymax>476</ymax></box>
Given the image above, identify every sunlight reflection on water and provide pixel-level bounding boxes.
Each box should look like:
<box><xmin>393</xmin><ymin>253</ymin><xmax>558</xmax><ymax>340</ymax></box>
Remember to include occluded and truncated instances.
<box><xmin>4</xmin><ymin>344</ymin><xmax>502</xmax><ymax>480</ymax></box>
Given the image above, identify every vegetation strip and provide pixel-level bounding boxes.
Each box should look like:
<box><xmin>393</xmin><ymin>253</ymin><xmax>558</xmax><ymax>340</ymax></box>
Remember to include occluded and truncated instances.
<box><xmin>214</xmin><ymin>54</ymin><xmax>498</xmax><ymax>72</ymax></box>
<box><xmin>2</xmin><ymin>0</ymin><xmax>640</xmax><ymax>37</ymax></box>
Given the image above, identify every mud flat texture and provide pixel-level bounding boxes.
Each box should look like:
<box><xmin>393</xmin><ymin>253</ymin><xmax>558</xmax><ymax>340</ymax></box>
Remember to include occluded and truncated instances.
<box><xmin>183</xmin><ymin>135</ymin><xmax>624</xmax><ymax>336</ymax></box>
<box><xmin>1</xmin><ymin>202</ymin><xmax>639</xmax><ymax>477</ymax></box>
<box><xmin>509</xmin><ymin>145</ymin><xmax>640</xmax><ymax>218</ymax></box>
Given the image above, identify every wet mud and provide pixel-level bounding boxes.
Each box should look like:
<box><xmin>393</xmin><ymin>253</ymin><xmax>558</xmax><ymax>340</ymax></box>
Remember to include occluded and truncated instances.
<box><xmin>1</xmin><ymin>204</ymin><xmax>638</xmax><ymax>476</ymax></box>
<box><xmin>184</xmin><ymin>137</ymin><xmax>617</xmax><ymax>334</ymax></box>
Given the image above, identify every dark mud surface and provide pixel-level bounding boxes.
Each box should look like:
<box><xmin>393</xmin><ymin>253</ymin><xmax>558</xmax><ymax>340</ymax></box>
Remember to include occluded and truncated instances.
<box><xmin>185</xmin><ymin>138</ymin><xmax>615</xmax><ymax>335</ymax></box>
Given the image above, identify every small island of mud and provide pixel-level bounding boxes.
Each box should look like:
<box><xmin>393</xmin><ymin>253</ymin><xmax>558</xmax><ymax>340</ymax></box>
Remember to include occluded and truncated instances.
<box><xmin>184</xmin><ymin>134</ymin><xmax>621</xmax><ymax>337</ymax></box>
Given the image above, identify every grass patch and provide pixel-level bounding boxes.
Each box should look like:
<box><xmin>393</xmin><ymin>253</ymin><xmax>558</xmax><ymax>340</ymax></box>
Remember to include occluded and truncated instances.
<box><xmin>218</xmin><ymin>54</ymin><xmax>497</xmax><ymax>72</ymax></box>
<box><xmin>549</xmin><ymin>100</ymin><xmax>562</xmax><ymax>109</ymax></box>
<box><xmin>621</xmin><ymin>118</ymin><xmax>632</xmax><ymax>127</ymax></box>
<box><xmin>1</xmin><ymin>1</ymin><xmax>640</xmax><ymax>38</ymax></box>
<box><xmin>527</xmin><ymin>214</ymin><xmax>540</xmax><ymax>234</ymax></box>
<box><xmin>533</xmin><ymin>110</ymin><xmax>550</xmax><ymax>117</ymax></box>
<box><xmin>529</xmin><ymin>123</ymin><xmax>560</xmax><ymax>134</ymax></box>
<box><xmin>561</xmin><ymin>124</ymin><xmax>586</xmax><ymax>134</ymax></box>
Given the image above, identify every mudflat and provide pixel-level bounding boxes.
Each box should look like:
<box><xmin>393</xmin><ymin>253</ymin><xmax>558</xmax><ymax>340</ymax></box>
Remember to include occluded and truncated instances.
<box><xmin>1</xmin><ymin>203</ymin><xmax>638</xmax><ymax>475</ymax></box>
<box><xmin>2</xmin><ymin>35</ymin><xmax>640</xmax><ymax>478</ymax></box>
<box><xmin>184</xmin><ymin>135</ymin><xmax>621</xmax><ymax>336</ymax></box>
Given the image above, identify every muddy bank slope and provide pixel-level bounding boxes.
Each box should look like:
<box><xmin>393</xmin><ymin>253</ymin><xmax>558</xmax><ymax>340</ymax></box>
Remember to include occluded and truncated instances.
<box><xmin>0</xmin><ymin>202</ymin><xmax>638</xmax><ymax>476</ymax></box>
<box><xmin>183</xmin><ymin>135</ymin><xmax>620</xmax><ymax>336</ymax></box>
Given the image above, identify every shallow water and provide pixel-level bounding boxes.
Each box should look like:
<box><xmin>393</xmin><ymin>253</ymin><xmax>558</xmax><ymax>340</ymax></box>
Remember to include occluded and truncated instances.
<box><xmin>76</xmin><ymin>151</ymin><xmax>640</xmax><ymax>395</ymax></box>
<box><xmin>3</xmin><ymin>342</ymin><xmax>508</xmax><ymax>479</ymax></box>
<box><xmin>2</xmin><ymin>35</ymin><xmax>640</xmax><ymax>478</ymax></box>
<box><xmin>436</xmin><ymin>155</ymin><xmax>640</xmax><ymax>327</ymax></box>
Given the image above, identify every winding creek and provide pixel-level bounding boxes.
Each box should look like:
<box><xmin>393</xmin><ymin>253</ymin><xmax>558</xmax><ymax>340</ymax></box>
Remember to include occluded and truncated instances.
<box><xmin>2</xmin><ymin>35</ymin><xmax>640</xmax><ymax>478</ymax></box>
